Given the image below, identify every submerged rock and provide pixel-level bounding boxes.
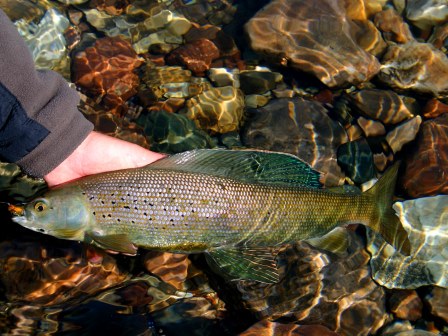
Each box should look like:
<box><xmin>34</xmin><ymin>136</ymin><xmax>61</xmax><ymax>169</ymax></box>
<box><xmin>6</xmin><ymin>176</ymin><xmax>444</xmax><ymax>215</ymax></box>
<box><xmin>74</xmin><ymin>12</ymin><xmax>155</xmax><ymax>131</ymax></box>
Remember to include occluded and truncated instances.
<box><xmin>401</xmin><ymin>113</ymin><xmax>448</xmax><ymax>197</ymax></box>
<box><xmin>373</xmin><ymin>7</ymin><xmax>414</xmax><ymax>44</ymax></box>
<box><xmin>180</xmin><ymin>86</ymin><xmax>245</xmax><ymax>134</ymax></box>
<box><xmin>424</xmin><ymin>286</ymin><xmax>448</xmax><ymax>324</ymax></box>
<box><xmin>166</xmin><ymin>38</ymin><xmax>220</xmax><ymax>75</ymax></box>
<box><xmin>137</xmin><ymin>110</ymin><xmax>215</xmax><ymax>153</ymax></box>
<box><xmin>242</xmin><ymin>98</ymin><xmax>347</xmax><ymax>186</ymax></box>
<box><xmin>240</xmin><ymin>321</ymin><xmax>338</xmax><ymax>336</ymax></box>
<box><xmin>367</xmin><ymin>195</ymin><xmax>448</xmax><ymax>289</ymax></box>
<box><xmin>349</xmin><ymin>89</ymin><xmax>414</xmax><ymax>124</ymax></box>
<box><xmin>236</xmin><ymin>232</ymin><xmax>387</xmax><ymax>336</ymax></box>
<box><xmin>357</xmin><ymin>117</ymin><xmax>386</xmax><ymax>137</ymax></box>
<box><xmin>72</xmin><ymin>36</ymin><xmax>143</xmax><ymax>113</ymax></box>
<box><xmin>378</xmin><ymin>41</ymin><xmax>448</xmax><ymax>98</ymax></box>
<box><xmin>405</xmin><ymin>0</ymin><xmax>448</xmax><ymax>31</ymax></box>
<box><xmin>422</xmin><ymin>98</ymin><xmax>448</xmax><ymax>119</ymax></box>
<box><xmin>0</xmin><ymin>241</ymin><xmax>127</xmax><ymax>306</ymax></box>
<box><xmin>428</xmin><ymin>22</ymin><xmax>448</xmax><ymax>50</ymax></box>
<box><xmin>385</xmin><ymin>115</ymin><xmax>422</xmax><ymax>154</ymax></box>
<box><xmin>337</xmin><ymin>138</ymin><xmax>376</xmax><ymax>184</ymax></box>
<box><xmin>389</xmin><ymin>290</ymin><xmax>423</xmax><ymax>321</ymax></box>
<box><xmin>15</xmin><ymin>8</ymin><xmax>70</xmax><ymax>70</ymax></box>
<box><xmin>245</xmin><ymin>0</ymin><xmax>381</xmax><ymax>87</ymax></box>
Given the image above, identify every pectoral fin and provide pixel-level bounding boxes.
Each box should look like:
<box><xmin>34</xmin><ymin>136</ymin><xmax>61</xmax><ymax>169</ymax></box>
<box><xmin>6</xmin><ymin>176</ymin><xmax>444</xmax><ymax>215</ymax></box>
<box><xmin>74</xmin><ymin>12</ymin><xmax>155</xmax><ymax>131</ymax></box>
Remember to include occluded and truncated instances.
<box><xmin>85</xmin><ymin>232</ymin><xmax>138</xmax><ymax>256</ymax></box>
<box><xmin>206</xmin><ymin>246</ymin><xmax>280</xmax><ymax>283</ymax></box>
<box><xmin>305</xmin><ymin>227</ymin><xmax>350</xmax><ymax>255</ymax></box>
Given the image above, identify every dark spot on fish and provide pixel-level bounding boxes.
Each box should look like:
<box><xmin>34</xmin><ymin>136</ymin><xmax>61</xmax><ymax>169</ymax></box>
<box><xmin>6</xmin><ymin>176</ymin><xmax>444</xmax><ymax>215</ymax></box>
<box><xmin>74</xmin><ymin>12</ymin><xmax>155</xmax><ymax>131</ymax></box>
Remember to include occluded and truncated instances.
<box><xmin>175</xmin><ymin>208</ymin><xmax>179</xmax><ymax>212</ymax></box>
<box><xmin>149</xmin><ymin>217</ymin><xmax>152</xmax><ymax>221</ymax></box>
<box><xmin>89</xmin><ymin>196</ymin><xmax>95</xmax><ymax>200</ymax></box>
<box><xmin>189</xmin><ymin>202</ymin><xmax>194</xmax><ymax>206</ymax></box>
<box><xmin>181</xmin><ymin>214</ymin><xmax>185</xmax><ymax>218</ymax></box>
<box><xmin>134</xmin><ymin>207</ymin><xmax>138</xmax><ymax>210</ymax></box>
<box><xmin>192</xmin><ymin>210</ymin><xmax>195</xmax><ymax>213</ymax></box>
<box><xmin>133</xmin><ymin>200</ymin><xmax>137</xmax><ymax>203</ymax></box>
<box><xmin>127</xmin><ymin>193</ymin><xmax>130</xmax><ymax>197</ymax></box>
<box><xmin>162</xmin><ymin>226</ymin><xmax>166</xmax><ymax>230</ymax></box>
<box><xmin>117</xmin><ymin>218</ymin><xmax>121</xmax><ymax>222</ymax></box>
<box><xmin>143</xmin><ymin>200</ymin><xmax>147</xmax><ymax>203</ymax></box>
<box><xmin>215</xmin><ymin>200</ymin><xmax>218</xmax><ymax>204</ymax></box>
<box><xmin>121</xmin><ymin>197</ymin><xmax>125</xmax><ymax>201</ymax></box>
<box><xmin>93</xmin><ymin>211</ymin><xmax>96</xmax><ymax>215</ymax></box>
<box><xmin>124</xmin><ymin>206</ymin><xmax>130</xmax><ymax>210</ymax></box>
<box><xmin>163</xmin><ymin>208</ymin><xmax>166</xmax><ymax>211</ymax></box>
<box><xmin>111</xmin><ymin>193</ymin><xmax>115</xmax><ymax>196</ymax></box>
<box><xmin>149</xmin><ymin>203</ymin><xmax>154</xmax><ymax>207</ymax></box>
<box><xmin>184</xmin><ymin>223</ymin><xmax>188</xmax><ymax>226</ymax></box>
<box><xmin>108</xmin><ymin>214</ymin><xmax>111</xmax><ymax>217</ymax></box>
<box><xmin>111</xmin><ymin>201</ymin><xmax>116</xmax><ymax>205</ymax></box>
<box><xmin>171</xmin><ymin>197</ymin><xmax>176</xmax><ymax>202</ymax></box>
<box><xmin>37</xmin><ymin>228</ymin><xmax>45</xmax><ymax>233</ymax></box>
<box><xmin>101</xmin><ymin>200</ymin><xmax>105</xmax><ymax>204</ymax></box>
<box><xmin>144</xmin><ymin>212</ymin><xmax>147</xmax><ymax>216</ymax></box>
<box><xmin>170</xmin><ymin>219</ymin><xmax>174</xmax><ymax>222</ymax></box>
<box><xmin>131</xmin><ymin>220</ymin><xmax>135</xmax><ymax>224</ymax></box>
<box><xmin>82</xmin><ymin>192</ymin><xmax>86</xmax><ymax>195</ymax></box>
<box><xmin>102</xmin><ymin>215</ymin><xmax>106</xmax><ymax>218</ymax></box>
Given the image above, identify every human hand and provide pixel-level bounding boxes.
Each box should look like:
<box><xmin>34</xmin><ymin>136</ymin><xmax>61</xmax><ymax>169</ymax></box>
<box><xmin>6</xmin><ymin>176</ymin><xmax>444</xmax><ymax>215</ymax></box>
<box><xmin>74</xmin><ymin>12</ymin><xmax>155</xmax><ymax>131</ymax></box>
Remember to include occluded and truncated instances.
<box><xmin>44</xmin><ymin>131</ymin><xmax>165</xmax><ymax>187</ymax></box>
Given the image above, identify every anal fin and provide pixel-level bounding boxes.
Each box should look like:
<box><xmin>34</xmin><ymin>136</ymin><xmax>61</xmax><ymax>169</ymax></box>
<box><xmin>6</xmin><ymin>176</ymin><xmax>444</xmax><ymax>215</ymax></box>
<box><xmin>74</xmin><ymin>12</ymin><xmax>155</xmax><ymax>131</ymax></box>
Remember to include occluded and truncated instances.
<box><xmin>206</xmin><ymin>246</ymin><xmax>280</xmax><ymax>283</ymax></box>
<box><xmin>305</xmin><ymin>227</ymin><xmax>350</xmax><ymax>255</ymax></box>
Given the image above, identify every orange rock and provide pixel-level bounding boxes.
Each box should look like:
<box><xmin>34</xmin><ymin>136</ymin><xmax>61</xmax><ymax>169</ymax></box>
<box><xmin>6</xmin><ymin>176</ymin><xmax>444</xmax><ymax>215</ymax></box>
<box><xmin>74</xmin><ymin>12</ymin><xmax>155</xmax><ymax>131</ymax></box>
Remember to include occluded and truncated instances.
<box><xmin>374</xmin><ymin>7</ymin><xmax>414</xmax><ymax>43</ymax></box>
<box><xmin>72</xmin><ymin>37</ymin><xmax>143</xmax><ymax>113</ymax></box>
<box><xmin>422</xmin><ymin>98</ymin><xmax>448</xmax><ymax>119</ymax></box>
<box><xmin>240</xmin><ymin>320</ymin><xmax>339</xmax><ymax>336</ymax></box>
<box><xmin>165</xmin><ymin>38</ymin><xmax>220</xmax><ymax>76</ymax></box>
<box><xmin>402</xmin><ymin>113</ymin><xmax>448</xmax><ymax>197</ymax></box>
<box><xmin>245</xmin><ymin>0</ymin><xmax>381</xmax><ymax>87</ymax></box>
<box><xmin>389</xmin><ymin>290</ymin><xmax>423</xmax><ymax>321</ymax></box>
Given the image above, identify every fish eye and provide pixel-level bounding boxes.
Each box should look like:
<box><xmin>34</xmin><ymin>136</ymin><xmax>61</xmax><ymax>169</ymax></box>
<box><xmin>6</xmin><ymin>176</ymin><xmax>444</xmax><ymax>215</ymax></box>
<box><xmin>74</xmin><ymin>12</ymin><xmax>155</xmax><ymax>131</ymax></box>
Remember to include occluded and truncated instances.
<box><xmin>34</xmin><ymin>201</ymin><xmax>47</xmax><ymax>213</ymax></box>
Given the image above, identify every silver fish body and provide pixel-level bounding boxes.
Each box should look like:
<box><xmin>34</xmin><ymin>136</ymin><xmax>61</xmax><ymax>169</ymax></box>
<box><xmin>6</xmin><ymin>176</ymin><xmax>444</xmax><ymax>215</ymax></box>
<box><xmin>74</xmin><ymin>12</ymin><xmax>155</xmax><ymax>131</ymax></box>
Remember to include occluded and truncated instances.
<box><xmin>11</xmin><ymin>149</ymin><xmax>411</xmax><ymax>283</ymax></box>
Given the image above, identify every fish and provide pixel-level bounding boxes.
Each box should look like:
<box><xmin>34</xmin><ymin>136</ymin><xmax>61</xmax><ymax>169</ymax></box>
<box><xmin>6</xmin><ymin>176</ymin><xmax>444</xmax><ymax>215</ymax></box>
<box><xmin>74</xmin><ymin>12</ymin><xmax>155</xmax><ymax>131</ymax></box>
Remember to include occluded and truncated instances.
<box><xmin>9</xmin><ymin>149</ymin><xmax>411</xmax><ymax>283</ymax></box>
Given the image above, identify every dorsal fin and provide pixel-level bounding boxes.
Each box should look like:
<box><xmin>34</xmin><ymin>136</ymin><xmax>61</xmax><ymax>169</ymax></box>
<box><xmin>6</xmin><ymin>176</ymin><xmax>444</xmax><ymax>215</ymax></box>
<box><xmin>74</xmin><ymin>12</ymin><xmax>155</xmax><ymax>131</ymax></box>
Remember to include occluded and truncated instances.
<box><xmin>147</xmin><ymin>149</ymin><xmax>322</xmax><ymax>188</ymax></box>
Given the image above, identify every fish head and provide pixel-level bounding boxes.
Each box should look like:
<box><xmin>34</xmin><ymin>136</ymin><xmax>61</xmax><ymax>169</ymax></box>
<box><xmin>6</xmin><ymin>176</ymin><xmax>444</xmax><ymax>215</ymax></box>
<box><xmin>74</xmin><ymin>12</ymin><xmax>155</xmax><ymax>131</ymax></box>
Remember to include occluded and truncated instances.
<box><xmin>10</xmin><ymin>185</ymin><xmax>93</xmax><ymax>241</ymax></box>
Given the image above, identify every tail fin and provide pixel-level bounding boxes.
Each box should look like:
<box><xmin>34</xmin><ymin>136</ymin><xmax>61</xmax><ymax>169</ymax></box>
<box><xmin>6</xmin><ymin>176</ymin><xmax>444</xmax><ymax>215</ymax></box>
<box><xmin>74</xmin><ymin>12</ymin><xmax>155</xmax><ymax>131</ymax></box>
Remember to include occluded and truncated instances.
<box><xmin>365</xmin><ymin>162</ymin><xmax>411</xmax><ymax>255</ymax></box>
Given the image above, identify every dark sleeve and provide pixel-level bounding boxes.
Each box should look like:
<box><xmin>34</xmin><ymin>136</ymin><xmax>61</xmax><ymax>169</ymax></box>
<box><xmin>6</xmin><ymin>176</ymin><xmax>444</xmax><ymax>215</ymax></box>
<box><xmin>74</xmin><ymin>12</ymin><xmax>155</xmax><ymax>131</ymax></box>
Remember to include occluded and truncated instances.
<box><xmin>0</xmin><ymin>9</ymin><xmax>93</xmax><ymax>177</ymax></box>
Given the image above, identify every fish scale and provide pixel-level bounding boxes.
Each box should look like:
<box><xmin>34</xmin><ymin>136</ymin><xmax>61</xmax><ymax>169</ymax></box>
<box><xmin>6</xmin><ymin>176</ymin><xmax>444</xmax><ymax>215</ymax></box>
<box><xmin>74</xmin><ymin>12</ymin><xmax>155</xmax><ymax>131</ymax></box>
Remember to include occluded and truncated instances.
<box><xmin>10</xmin><ymin>149</ymin><xmax>411</xmax><ymax>283</ymax></box>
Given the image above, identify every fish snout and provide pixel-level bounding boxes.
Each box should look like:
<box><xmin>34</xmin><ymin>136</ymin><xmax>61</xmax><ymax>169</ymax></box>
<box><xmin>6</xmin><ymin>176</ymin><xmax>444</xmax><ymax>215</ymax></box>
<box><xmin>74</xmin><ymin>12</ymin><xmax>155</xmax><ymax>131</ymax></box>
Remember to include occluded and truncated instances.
<box><xmin>8</xmin><ymin>204</ymin><xmax>25</xmax><ymax>216</ymax></box>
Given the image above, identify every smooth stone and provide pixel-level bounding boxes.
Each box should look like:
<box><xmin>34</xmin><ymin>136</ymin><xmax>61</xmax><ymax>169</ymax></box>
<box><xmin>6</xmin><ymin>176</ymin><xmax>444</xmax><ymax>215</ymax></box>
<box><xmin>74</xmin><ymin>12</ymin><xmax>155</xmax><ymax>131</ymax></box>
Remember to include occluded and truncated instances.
<box><xmin>405</xmin><ymin>0</ymin><xmax>448</xmax><ymax>31</ymax></box>
<box><xmin>166</xmin><ymin>16</ymin><xmax>192</xmax><ymax>36</ymax></box>
<box><xmin>428</xmin><ymin>22</ymin><xmax>448</xmax><ymax>49</ymax></box>
<box><xmin>245</xmin><ymin>94</ymin><xmax>270</xmax><ymax>108</ymax></box>
<box><xmin>374</xmin><ymin>7</ymin><xmax>414</xmax><ymax>43</ymax></box>
<box><xmin>357</xmin><ymin>117</ymin><xmax>386</xmax><ymax>137</ymax></box>
<box><xmin>337</xmin><ymin>138</ymin><xmax>376</xmax><ymax>184</ymax></box>
<box><xmin>349</xmin><ymin>89</ymin><xmax>414</xmax><ymax>124</ymax></box>
<box><xmin>389</xmin><ymin>290</ymin><xmax>423</xmax><ymax>321</ymax></box>
<box><xmin>180</xmin><ymin>86</ymin><xmax>245</xmax><ymax>134</ymax></box>
<box><xmin>72</xmin><ymin>36</ymin><xmax>143</xmax><ymax>112</ymax></box>
<box><xmin>422</xmin><ymin>98</ymin><xmax>448</xmax><ymax>119</ymax></box>
<box><xmin>425</xmin><ymin>286</ymin><xmax>448</xmax><ymax>324</ymax></box>
<box><xmin>349</xmin><ymin>19</ymin><xmax>387</xmax><ymax>57</ymax></box>
<box><xmin>143</xmin><ymin>65</ymin><xmax>192</xmax><ymax>86</ymax></box>
<box><xmin>242</xmin><ymin>98</ymin><xmax>347</xmax><ymax>186</ymax></box>
<box><xmin>347</xmin><ymin>124</ymin><xmax>364</xmax><ymax>141</ymax></box>
<box><xmin>378</xmin><ymin>41</ymin><xmax>448</xmax><ymax>98</ymax></box>
<box><xmin>240</xmin><ymin>321</ymin><xmax>338</xmax><ymax>336</ymax></box>
<box><xmin>208</xmin><ymin>68</ymin><xmax>238</xmax><ymax>87</ymax></box>
<box><xmin>165</xmin><ymin>38</ymin><xmax>220</xmax><ymax>75</ymax></box>
<box><xmin>235</xmin><ymin>232</ymin><xmax>387</xmax><ymax>336</ymax></box>
<box><xmin>367</xmin><ymin>195</ymin><xmax>448</xmax><ymax>289</ymax></box>
<box><xmin>401</xmin><ymin>113</ymin><xmax>448</xmax><ymax>197</ymax></box>
<box><xmin>15</xmin><ymin>8</ymin><xmax>69</xmax><ymax>70</ymax></box>
<box><xmin>245</xmin><ymin>0</ymin><xmax>381</xmax><ymax>87</ymax></box>
<box><xmin>386</xmin><ymin>116</ymin><xmax>422</xmax><ymax>154</ymax></box>
<box><xmin>136</xmin><ymin>110</ymin><xmax>215</xmax><ymax>154</ymax></box>
<box><xmin>239</xmin><ymin>71</ymin><xmax>281</xmax><ymax>95</ymax></box>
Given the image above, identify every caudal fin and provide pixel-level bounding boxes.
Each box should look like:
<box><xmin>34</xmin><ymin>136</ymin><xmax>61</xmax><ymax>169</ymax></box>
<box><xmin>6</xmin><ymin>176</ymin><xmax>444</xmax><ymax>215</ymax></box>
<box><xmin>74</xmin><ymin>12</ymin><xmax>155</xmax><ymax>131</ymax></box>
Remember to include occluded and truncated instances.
<box><xmin>365</xmin><ymin>162</ymin><xmax>411</xmax><ymax>255</ymax></box>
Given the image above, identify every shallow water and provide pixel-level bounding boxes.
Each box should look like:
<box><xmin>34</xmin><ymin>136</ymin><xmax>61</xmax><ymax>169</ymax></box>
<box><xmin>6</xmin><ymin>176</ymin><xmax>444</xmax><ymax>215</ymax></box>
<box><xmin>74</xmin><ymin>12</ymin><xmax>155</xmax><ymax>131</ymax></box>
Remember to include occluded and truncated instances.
<box><xmin>0</xmin><ymin>0</ymin><xmax>447</xmax><ymax>335</ymax></box>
